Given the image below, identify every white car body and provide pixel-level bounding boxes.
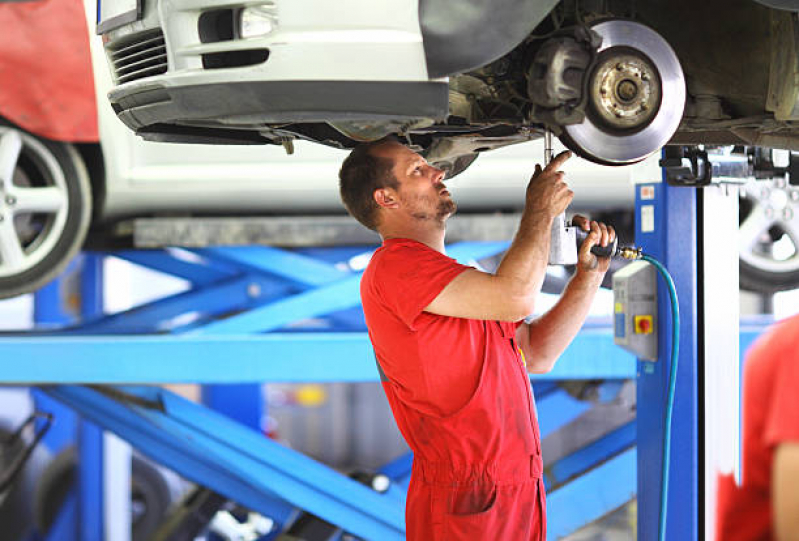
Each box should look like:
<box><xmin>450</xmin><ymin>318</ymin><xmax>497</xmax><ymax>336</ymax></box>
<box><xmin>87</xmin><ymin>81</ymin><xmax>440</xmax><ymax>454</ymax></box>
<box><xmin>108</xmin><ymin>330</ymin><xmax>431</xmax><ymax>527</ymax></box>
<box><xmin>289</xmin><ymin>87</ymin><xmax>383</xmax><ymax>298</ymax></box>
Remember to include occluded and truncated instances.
<box><xmin>87</xmin><ymin>0</ymin><xmax>645</xmax><ymax>221</ymax></box>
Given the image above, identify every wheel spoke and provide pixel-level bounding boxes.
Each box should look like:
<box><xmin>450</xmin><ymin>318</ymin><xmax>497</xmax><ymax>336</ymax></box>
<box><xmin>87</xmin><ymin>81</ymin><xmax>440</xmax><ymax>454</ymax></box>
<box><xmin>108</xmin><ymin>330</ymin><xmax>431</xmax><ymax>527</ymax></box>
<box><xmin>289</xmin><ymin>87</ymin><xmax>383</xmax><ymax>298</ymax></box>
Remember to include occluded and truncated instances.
<box><xmin>738</xmin><ymin>202</ymin><xmax>774</xmax><ymax>252</ymax></box>
<box><xmin>781</xmin><ymin>212</ymin><xmax>799</xmax><ymax>251</ymax></box>
<box><xmin>12</xmin><ymin>185</ymin><xmax>66</xmax><ymax>214</ymax></box>
<box><xmin>0</xmin><ymin>217</ymin><xmax>26</xmax><ymax>272</ymax></box>
<box><xmin>0</xmin><ymin>130</ymin><xmax>22</xmax><ymax>186</ymax></box>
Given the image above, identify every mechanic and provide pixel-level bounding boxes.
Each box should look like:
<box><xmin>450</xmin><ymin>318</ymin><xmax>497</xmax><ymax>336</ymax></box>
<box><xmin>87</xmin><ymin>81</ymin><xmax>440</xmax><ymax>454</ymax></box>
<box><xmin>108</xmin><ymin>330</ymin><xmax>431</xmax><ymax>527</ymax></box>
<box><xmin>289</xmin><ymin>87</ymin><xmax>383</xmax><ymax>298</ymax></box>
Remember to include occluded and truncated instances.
<box><xmin>338</xmin><ymin>139</ymin><xmax>615</xmax><ymax>540</ymax></box>
<box><xmin>717</xmin><ymin>312</ymin><xmax>799</xmax><ymax>541</ymax></box>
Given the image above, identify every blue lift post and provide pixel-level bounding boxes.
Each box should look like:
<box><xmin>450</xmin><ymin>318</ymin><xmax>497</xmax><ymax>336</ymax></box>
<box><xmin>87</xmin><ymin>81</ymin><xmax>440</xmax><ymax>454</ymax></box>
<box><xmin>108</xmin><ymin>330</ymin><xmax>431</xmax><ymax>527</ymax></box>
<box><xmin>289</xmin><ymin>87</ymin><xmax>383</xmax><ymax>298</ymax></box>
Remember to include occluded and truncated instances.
<box><xmin>78</xmin><ymin>253</ymin><xmax>105</xmax><ymax>541</ymax></box>
<box><xmin>635</xmin><ymin>179</ymin><xmax>700</xmax><ymax>540</ymax></box>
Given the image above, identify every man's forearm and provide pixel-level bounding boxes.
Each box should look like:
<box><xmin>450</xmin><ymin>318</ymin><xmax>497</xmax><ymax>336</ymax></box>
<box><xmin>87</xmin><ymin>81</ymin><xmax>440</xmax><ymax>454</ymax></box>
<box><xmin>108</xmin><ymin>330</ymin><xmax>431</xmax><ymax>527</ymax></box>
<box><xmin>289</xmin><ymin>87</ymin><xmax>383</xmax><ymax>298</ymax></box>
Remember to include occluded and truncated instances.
<box><xmin>524</xmin><ymin>269</ymin><xmax>604</xmax><ymax>371</ymax></box>
<box><xmin>493</xmin><ymin>210</ymin><xmax>554</xmax><ymax>312</ymax></box>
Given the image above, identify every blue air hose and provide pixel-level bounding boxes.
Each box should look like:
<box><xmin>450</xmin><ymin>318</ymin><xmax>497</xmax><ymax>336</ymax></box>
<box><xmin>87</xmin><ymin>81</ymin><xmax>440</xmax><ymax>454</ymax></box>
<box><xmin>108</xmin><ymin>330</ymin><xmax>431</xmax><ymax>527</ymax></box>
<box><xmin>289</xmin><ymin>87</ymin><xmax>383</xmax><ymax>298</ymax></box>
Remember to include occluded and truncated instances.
<box><xmin>640</xmin><ymin>253</ymin><xmax>680</xmax><ymax>541</ymax></box>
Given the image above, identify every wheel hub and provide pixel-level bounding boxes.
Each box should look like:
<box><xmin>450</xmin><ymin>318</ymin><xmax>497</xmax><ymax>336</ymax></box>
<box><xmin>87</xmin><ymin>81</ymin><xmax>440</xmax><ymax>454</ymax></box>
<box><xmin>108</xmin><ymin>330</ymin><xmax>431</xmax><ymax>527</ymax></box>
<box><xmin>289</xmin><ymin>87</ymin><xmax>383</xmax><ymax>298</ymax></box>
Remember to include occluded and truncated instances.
<box><xmin>740</xmin><ymin>174</ymin><xmax>799</xmax><ymax>276</ymax></box>
<box><xmin>591</xmin><ymin>53</ymin><xmax>660</xmax><ymax>131</ymax></box>
<box><xmin>562</xmin><ymin>19</ymin><xmax>685</xmax><ymax>165</ymax></box>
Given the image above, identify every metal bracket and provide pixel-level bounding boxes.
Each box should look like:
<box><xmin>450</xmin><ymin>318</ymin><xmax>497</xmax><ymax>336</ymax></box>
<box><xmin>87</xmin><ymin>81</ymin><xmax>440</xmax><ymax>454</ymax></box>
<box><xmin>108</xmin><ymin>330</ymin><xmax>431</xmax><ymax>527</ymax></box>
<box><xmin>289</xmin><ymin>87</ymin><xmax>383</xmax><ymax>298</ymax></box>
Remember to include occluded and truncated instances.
<box><xmin>660</xmin><ymin>146</ymin><xmax>713</xmax><ymax>186</ymax></box>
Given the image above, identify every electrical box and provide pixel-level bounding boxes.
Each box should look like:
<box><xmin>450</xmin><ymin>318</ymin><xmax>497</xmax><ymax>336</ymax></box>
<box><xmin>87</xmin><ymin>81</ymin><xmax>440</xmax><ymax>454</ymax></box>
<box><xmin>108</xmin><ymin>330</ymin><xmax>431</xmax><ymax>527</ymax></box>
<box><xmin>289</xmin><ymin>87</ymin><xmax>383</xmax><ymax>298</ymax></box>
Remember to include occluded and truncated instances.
<box><xmin>613</xmin><ymin>261</ymin><xmax>658</xmax><ymax>361</ymax></box>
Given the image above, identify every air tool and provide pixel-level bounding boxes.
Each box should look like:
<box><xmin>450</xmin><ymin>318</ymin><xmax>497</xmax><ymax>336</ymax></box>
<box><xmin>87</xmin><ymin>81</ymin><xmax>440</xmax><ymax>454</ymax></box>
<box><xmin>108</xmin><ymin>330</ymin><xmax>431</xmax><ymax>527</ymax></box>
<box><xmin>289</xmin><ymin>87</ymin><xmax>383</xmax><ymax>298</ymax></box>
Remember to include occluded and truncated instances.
<box><xmin>543</xmin><ymin>130</ymin><xmax>641</xmax><ymax>264</ymax></box>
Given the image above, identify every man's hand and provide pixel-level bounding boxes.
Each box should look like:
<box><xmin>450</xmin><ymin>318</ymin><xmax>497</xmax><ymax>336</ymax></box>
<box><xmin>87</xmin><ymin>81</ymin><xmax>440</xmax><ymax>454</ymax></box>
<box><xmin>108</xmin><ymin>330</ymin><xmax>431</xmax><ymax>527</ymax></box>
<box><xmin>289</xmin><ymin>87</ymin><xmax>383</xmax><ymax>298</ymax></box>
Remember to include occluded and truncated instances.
<box><xmin>526</xmin><ymin>150</ymin><xmax>574</xmax><ymax>220</ymax></box>
<box><xmin>572</xmin><ymin>215</ymin><xmax>615</xmax><ymax>275</ymax></box>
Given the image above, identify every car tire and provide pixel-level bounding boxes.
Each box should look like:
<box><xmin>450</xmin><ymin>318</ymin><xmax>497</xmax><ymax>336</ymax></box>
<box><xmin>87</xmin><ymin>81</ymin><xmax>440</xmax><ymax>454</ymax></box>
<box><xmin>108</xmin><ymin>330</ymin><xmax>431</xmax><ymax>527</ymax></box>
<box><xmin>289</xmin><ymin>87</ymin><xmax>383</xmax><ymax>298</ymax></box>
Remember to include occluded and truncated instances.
<box><xmin>0</xmin><ymin>121</ymin><xmax>92</xmax><ymax>299</ymax></box>
<box><xmin>33</xmin><ymin>447</ymin><xmax>173</xmax><ymax>541</ymax></box>
<box><xmin>0</xmin><ymin>424</ymin><xmax>51</xmax><ymax>541</ymax></box>
<box><xmin>738</xmin><ymin>177</ymin><xmax>799</xmax><ymax>293</ymax></box>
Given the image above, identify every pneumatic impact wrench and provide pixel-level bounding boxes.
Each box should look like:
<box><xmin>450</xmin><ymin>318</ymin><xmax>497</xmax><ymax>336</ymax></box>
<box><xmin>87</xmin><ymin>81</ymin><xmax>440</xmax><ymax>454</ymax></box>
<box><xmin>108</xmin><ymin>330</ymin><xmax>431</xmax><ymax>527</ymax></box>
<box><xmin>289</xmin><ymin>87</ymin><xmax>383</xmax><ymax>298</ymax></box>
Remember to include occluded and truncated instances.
<box><xmin>543</xmin><ymin>130</ymin><xmax>640</xmax><ymax>264</ymax></box>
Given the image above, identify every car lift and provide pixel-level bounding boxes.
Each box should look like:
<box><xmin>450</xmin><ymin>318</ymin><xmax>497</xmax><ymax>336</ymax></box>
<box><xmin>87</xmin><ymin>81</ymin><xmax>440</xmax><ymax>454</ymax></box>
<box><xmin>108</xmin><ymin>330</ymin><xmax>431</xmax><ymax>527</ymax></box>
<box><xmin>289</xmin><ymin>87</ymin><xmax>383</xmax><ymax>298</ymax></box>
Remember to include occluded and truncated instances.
<box><xmin>0</xmin><ymin>178</ymin><xmax>763</xmax><ymax>540</ymax></box>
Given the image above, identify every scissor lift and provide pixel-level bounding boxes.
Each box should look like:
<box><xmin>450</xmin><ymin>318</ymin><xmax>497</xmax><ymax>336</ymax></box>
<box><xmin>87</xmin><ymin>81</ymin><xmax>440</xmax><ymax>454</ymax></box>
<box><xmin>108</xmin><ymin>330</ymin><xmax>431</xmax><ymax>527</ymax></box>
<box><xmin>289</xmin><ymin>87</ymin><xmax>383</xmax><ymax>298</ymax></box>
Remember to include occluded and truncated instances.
<box><xmin>0</xmin><ymin>208</ymin><xmax>762</xmax><ymax>540</ymax></box>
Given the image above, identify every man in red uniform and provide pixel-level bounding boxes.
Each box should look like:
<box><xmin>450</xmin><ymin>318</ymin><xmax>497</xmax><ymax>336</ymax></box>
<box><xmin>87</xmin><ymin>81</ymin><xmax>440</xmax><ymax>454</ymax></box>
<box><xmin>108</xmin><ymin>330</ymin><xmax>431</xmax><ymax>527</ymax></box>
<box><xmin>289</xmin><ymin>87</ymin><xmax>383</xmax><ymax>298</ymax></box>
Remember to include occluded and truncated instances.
<box><xmin>717</xmin><ymin>313</ymin><xmax>799</xmax><ymax>540</ymax></box>
<box><xmin>338</xmin><ymin>139</ymin><xmax>615</xmax><ymax>540</ymax></box>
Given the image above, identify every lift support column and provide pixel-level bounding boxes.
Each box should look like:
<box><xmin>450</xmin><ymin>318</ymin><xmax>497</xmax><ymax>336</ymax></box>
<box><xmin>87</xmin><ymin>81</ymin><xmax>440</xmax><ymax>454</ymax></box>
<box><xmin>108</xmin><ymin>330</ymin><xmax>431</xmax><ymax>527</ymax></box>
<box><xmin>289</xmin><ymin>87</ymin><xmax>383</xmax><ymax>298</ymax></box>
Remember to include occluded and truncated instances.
<box><xmin>635</xmin><ymin>170</ymin><xmax>740</xmax><ymax>540</ymax></box>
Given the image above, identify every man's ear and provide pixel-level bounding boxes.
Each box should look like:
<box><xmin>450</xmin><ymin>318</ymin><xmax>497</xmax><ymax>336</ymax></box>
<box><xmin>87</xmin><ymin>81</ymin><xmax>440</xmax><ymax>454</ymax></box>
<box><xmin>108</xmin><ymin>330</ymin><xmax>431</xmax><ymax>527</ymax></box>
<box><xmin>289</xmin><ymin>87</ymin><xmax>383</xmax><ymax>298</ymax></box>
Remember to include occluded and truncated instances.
<box><xmin>374</xmin><ymin>188</ymin><xmax>399</xmax><ymax>209</ymax></box>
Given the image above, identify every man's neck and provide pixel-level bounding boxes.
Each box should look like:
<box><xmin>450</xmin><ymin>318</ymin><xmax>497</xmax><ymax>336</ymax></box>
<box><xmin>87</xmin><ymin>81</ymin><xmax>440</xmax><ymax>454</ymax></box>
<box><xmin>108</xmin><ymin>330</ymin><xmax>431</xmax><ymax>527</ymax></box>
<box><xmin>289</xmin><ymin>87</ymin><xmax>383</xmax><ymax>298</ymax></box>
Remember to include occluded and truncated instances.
<box><xmin>380</xmin><ymin>222</ymin><xmax>447</xmax><ymax>254</ymax></box>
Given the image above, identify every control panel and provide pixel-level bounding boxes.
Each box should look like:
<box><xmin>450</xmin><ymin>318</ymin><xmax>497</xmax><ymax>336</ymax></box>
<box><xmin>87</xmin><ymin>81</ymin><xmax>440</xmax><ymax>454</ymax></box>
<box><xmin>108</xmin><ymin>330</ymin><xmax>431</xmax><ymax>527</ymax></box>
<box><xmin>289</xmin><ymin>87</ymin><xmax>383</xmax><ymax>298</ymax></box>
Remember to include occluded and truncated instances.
<box><xmin>612</xmin><ymin>261</ymin><xmax>658</xmax><ymax>361</ymax></box>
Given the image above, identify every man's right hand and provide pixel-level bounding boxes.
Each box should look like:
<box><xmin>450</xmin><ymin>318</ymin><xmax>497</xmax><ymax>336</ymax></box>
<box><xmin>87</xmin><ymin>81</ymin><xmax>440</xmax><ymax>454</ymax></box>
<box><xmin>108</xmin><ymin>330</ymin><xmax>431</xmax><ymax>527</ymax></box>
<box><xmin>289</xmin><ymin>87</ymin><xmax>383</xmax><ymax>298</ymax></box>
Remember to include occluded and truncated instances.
<box><xmin>525</xmin><ymin>150</ymin><xmax>574</xmax><ymax>220</ymax></box>
<box><xmin>424</xmin><ymin>151</ymin><xmax>575</xmax><ymax>323</ymax></box>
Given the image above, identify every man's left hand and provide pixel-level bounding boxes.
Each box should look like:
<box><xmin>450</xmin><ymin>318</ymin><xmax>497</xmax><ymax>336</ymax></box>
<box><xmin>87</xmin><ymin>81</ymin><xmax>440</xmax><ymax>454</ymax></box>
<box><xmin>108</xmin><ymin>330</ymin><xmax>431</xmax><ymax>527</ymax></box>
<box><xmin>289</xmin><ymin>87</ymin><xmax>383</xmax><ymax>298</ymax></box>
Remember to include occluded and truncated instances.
<box><xmin>572</xmin><ymin>215</ymin><xmax>615</xmax><ymax>275</ymax></box>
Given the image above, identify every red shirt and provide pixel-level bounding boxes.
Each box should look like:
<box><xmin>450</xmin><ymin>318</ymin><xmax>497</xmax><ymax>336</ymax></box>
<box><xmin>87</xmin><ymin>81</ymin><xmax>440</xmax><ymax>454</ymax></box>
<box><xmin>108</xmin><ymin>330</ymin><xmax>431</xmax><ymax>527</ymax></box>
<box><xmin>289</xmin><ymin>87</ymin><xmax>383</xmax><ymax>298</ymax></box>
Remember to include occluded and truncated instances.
<box><xmin>361</xmin><ymin>238</ymin><xmax>512</xmax><ymax>416</ymax></box>
<box><xmin>717</xmin><ymin>314</ymin><xmax>799</xmax><ymax>540</ymax></box>
<box><xmin>361</xmin><ymin>238</ymin><xmax>545</xmax><ymax>540</ymax></box>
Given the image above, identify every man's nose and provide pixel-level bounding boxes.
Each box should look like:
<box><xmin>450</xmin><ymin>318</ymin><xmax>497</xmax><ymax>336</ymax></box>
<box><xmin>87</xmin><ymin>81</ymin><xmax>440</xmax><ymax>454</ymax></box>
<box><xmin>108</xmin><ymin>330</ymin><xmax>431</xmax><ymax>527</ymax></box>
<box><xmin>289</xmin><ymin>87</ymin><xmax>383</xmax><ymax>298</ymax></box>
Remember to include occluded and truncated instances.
<box><xmin>431</xmin><ymin>166</ymin><xmax>445</xmax><ymax>183</ymax></box>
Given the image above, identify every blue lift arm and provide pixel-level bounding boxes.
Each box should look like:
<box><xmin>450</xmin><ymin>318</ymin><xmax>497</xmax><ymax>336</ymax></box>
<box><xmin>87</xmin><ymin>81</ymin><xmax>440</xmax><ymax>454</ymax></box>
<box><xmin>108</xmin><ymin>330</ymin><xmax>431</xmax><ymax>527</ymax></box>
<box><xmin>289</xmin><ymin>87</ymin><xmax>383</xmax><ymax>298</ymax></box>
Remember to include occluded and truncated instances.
<box><xmin>43</xmin><ymin>385</ymin><xmax>407</xmax><ymax>541</ymax></box>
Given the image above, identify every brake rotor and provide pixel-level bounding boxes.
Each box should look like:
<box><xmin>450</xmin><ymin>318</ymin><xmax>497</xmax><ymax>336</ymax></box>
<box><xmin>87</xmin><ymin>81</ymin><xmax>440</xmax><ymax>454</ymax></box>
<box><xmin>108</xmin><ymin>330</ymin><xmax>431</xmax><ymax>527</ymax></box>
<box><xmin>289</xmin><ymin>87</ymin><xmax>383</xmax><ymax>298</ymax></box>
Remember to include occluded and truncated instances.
<box><xmin>562</xmin><ymin>20</ymin><xmax>685</xmax><ymax>165</ymax></box>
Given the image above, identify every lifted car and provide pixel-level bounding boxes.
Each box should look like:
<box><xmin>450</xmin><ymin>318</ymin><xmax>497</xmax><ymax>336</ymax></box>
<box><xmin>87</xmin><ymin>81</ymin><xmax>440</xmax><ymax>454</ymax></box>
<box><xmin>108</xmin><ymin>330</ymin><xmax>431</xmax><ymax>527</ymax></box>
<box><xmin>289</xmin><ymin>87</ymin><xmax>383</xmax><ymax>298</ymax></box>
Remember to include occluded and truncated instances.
<box><xmin>0</xmin><ymin>0</ymin><xmax>798</xmax><ymax>300</ymax></box>
<box><xmin>96</xmin><ymin>0</ymin><xmax>799</xmax><ymax>172</ymax></box>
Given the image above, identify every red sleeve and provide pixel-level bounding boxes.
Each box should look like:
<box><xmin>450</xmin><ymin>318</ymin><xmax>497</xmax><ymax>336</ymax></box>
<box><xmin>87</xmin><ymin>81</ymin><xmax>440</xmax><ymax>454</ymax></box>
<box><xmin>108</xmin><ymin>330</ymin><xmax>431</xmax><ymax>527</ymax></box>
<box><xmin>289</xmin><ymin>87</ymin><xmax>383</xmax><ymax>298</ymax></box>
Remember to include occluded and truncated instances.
<box><xmin>763</xmin><ymin>317</ymin><xmax>799</xmax><ymax>447</ymax></box>
<box><xmin>372</xmin><ymin>241</ymin><xmax>470</xmax><ymax>329</ymax></box>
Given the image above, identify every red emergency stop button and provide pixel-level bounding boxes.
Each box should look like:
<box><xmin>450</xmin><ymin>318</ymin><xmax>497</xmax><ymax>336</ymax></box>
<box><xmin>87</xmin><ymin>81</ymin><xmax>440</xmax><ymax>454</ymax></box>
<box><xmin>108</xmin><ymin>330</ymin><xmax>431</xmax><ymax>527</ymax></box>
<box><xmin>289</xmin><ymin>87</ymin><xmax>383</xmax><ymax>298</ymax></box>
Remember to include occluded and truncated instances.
<box><xmin>634</xmin><ymin>315</ymin><xmax>653</xmax><ymax>334</ymax></box>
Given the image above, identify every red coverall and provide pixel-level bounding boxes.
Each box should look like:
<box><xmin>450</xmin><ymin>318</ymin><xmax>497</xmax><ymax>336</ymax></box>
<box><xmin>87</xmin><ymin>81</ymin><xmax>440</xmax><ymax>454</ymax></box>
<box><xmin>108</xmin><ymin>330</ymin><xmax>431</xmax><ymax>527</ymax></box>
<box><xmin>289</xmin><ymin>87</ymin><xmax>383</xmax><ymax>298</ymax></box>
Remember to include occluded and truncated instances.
<box><xmin>716</xmin><ymin>313</ymin><xmax>799</xmax><ymax>540</ymax></box>
<box><xmin>361</xmin><ymin>238</ymin><xmax>546</xmax><ymax>540</ymax></box>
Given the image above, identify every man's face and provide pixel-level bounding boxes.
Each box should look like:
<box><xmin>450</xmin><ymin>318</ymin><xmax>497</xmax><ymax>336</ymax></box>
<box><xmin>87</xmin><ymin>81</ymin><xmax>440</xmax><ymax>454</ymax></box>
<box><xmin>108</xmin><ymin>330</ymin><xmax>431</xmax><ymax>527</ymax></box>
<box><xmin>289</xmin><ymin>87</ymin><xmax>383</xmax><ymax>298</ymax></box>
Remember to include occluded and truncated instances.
<box><xmin>373</xmin><ymin>142</ymin><xmax>456</xmax><ymax>224</ymax></box>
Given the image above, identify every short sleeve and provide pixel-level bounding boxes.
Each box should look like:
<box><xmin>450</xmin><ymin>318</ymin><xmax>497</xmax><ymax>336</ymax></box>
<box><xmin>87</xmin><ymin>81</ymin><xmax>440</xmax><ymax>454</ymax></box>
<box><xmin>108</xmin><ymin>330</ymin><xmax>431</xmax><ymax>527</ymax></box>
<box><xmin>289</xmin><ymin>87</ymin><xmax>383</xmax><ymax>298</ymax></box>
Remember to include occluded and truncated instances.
<box><xmin>762</xmin><ymin>318</ymin><xmax>799</xmax><ymax>447</ymax></box>
<box><xmin>373</xmin><ymin>241</ymin><xmax>470</xmax><ymax>329</ymax></box>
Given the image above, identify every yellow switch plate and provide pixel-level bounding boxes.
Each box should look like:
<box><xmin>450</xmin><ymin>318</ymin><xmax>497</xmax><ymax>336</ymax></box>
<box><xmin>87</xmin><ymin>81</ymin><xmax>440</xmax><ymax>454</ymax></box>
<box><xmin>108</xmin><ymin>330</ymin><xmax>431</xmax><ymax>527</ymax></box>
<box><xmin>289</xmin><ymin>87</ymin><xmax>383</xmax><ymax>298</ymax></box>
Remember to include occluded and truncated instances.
<box><xmin>634</xmin><ymin>315</ymin><xmax>654</xmax><ymax>334</ymax></box>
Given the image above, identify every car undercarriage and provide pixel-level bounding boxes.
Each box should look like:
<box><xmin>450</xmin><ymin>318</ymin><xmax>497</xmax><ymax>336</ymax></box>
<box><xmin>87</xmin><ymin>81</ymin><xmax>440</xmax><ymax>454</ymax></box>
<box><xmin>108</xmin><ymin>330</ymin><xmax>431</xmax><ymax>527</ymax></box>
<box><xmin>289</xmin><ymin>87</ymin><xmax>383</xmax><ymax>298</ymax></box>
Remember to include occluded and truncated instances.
<box><xmin>105</xmin><ymin>0</ymin><xmax>799</xmax><ymax>175</ymax></box>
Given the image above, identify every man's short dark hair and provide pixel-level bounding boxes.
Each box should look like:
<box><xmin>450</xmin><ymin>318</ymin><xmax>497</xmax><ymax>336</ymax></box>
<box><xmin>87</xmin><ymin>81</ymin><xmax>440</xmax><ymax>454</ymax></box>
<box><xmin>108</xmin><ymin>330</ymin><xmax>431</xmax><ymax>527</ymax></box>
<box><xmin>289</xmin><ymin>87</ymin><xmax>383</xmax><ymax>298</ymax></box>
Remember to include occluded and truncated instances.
<box><xmin>338</xmin><ymin>140</ymin><xmax>400</xmax><ymax>231</ymax></box>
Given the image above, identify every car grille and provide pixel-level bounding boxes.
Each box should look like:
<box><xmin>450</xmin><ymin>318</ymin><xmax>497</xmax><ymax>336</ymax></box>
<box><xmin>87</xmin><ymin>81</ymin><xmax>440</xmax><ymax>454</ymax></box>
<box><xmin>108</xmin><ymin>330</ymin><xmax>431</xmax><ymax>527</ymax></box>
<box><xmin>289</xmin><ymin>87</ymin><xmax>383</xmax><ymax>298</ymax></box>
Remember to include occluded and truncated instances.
<box><xmin>108</xmin><ymin>30</ymin><xmax>168</xmax><ymax>84</ymax></box>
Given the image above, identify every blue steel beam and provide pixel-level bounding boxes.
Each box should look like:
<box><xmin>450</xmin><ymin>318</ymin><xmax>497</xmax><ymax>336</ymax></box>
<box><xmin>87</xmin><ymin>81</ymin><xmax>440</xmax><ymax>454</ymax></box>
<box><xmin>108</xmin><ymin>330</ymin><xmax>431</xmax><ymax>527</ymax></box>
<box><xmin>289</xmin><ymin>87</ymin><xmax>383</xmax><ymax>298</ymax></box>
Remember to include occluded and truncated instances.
<box><xmin>198</xmin><ymin>247</ymin><xmax>353</xmax><ymax>287</ymax></box>
<box><xmin>188</xmin><ymin>276</ymin><xmax>363</xmax><ymax>334</ymax></box>
<box><xmin>189</xmin><ymin>242</ymin><xmax>512</xmax><ymax>335</ymax></box>
<box><xmin>78</xmin><ymin>253</ymin><xmax>104</xmax><ymax>541</ymax></box>
<box><xmin>73</xmin><ymin>276</ymin><xmax>294</xmax><ymax>334</ymax></box>
<box><xmin>545</xmin><ymin>422</ymin><xmax>636</xmax><ymax>490</ymax></box>
<box><xmin>536</xmin><ymin>389</ymin><xmax>592</xmax><ymax>439</ymax></box>
<box><xmin>43</xmin><ymin>386</ymin><xmax>406</xmax><ymax>541</ymax></box>
<box><xmin>294</xmin><ymin>246</ymin><xmax>376</xmax><ymax>264</ymax></box>
<box><xmin>0</xmin><ymin>329</ymin><xmax>647</xmax><ymax>383</ymax></box>
<box><xmin>112</xmin><ymin>250</ymin><xmax>236</xmax><ymax>286</ymax></box>
<box><xmin>78</xmin><ymin>422</ymin><xmax>103</xmax><ymax>541</ymax></box>
<box><xmin>378</xmin><ymin>452</ymin><xmax>414</xmax><ymax>491</ymax></box>
<box><xmin>446</xmin><ymin>241</ymin><xmax>511</xmax><ymax>262</ymax></box>
<box><xmin>546</xmin><ymin>448</ymin><xmax>637</xmax><ymax>541</ymax></box>
<box><xmin>532</xmin><ymin>327</ymin><xmax>637</xmax><ymax>380</ymax></box>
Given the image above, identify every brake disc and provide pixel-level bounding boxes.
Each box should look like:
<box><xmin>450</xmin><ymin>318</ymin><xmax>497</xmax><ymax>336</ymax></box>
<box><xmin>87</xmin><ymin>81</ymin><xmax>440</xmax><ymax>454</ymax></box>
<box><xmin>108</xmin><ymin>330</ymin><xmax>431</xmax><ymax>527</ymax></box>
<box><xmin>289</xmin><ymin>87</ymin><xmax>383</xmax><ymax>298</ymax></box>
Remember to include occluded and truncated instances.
<box><xmin>562</xmin><ymin>20</ymin><xmax>685</xmax><ymax>165</ymax></box>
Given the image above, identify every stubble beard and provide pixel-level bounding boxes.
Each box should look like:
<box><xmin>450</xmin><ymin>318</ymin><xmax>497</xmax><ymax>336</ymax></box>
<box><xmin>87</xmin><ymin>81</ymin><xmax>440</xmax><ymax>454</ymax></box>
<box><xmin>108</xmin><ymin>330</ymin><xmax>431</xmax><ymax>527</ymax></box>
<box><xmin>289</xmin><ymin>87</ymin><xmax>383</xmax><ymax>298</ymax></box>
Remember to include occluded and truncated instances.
<box><xmin>407</xmin><ymin>196</ymin><xmax>457</xmax><ymax>227</ymax></box>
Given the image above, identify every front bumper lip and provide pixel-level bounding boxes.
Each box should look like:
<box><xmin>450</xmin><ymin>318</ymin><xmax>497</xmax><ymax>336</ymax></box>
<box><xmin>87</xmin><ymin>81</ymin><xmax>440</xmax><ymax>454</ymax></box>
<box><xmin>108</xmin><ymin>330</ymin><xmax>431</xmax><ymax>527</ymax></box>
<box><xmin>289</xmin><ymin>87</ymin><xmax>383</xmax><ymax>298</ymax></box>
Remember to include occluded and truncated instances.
<box><xmin>110</xmin><ymin>79</ymin><xmax>450</xmax><ymax>133</ymax></box>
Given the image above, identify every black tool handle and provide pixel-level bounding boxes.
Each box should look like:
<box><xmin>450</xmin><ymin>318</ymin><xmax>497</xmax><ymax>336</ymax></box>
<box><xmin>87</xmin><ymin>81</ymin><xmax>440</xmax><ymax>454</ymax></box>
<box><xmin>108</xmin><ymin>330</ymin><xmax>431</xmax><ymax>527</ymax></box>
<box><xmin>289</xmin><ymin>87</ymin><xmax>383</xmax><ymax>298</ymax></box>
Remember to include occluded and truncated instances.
<box><xmin>574</xmin><ymin>227</ymin><xmax>619</xmax><ymax>258</ymax></box>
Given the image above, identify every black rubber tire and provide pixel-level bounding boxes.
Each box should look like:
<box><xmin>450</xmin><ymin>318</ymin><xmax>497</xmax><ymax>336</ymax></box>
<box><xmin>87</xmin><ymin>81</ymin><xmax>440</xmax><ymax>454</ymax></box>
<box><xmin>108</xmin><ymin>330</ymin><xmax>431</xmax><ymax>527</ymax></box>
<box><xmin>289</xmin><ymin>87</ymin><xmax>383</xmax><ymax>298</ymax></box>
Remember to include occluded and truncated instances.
<box><xmin>33</xmin><ymin>447</ymin><xmax>173</xmax><ymax>541</ymax></box>
<box><xmin>0</xmin><ymin>120</ymin><xmax>92</xmax><ymax>299</ymax></box>
<box><xmin>0</xmin><ymin>425</ymin><xmax>51</xmax><ymax>541</ymax></box>
<box><xmin>32</xmin><ymin>444</ymin><xmax>75</xmax><ymax>536</ymax></box>
<box><xmin>740</xmin><ymin>259</ymin><xmax>799</xmax><ymax>293</ymax></box>
<box><xmin>130</xmin><ymin>455</ymin><xmax>172</xmax><ymax>541</ymax></box>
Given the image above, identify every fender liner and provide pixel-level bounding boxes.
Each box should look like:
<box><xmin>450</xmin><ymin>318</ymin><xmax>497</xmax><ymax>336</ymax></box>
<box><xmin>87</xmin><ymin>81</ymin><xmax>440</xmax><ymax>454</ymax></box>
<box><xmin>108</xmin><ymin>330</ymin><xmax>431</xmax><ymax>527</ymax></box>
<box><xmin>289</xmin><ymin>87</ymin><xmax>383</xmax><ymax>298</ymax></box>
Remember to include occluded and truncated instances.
<box><xmin>419</xmin><ymin>0</ymin><xmax>560</xmax><ymax>78</ymax></box>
